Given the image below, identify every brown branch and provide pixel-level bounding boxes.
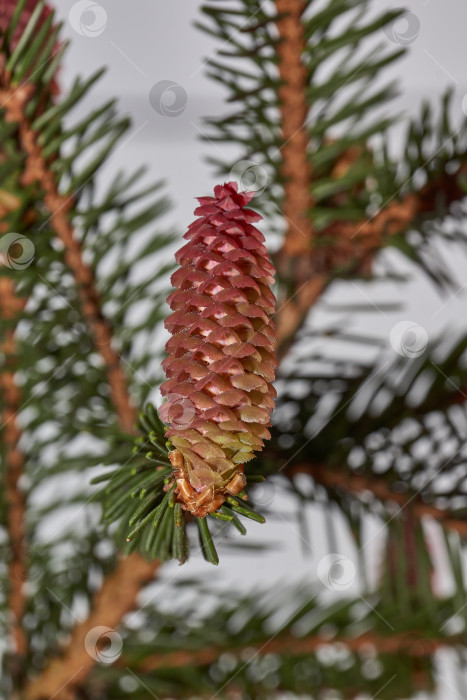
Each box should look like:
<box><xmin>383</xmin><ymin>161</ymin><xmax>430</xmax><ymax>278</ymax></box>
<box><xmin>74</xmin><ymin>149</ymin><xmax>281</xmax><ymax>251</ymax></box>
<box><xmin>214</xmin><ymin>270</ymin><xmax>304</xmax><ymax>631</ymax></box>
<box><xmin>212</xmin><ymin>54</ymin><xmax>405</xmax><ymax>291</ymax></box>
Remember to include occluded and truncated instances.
<box><xmin>270</xmin><ymin>6</ymin><xmax>467</xmax><ymax>360</ymax></box>
<box><xmin>0</xmin><ymin>13</ymin><xmax>53</xmax><ymax>661</ymax></box>
<box><xmin>24</xmin><ymin>556</ymin><xmax>162</xmax><ymax>700</ymax></box>
<box><xmin>333</xmin><ymin>166</ymin><xmax>467</xmax><ymax>240</ymax></box>
<box><xmin>275</xmin><ymin>274</ymin><xmax>325</xmax><ymax>358</ymax></box>
<box><xmin>275</xmin><ymin>171</ymin><xmax>467</xmax><ymax>357</ymax></box>
<box><xmin>131</xmin><ymin>628</ymin><xmax>460</xmax><ymax>674</ymax></box>
<box><xmin>272</xmin><ymin>0</ymin><xmax>318</xmax><ymax>360</ymax></box>
<box><xmin>274</xmin><ymin>0</ymin><xmax>313</xmax><ymax>256</ymax></box>
<box><xmin>0</xmin><ymin>277</ymin><xmax>27</xmax><ymax>658</ymax></box>
<box><xmin>0</xmin><ymin>86</ymin><xmax>136</xmax><ymax>435</ymax></box>
<box><xmin>287</xmin><ymin>463</ymin><xmax>467</xmax><ymax>536</ymax></box>
<box><xmin>0</xmin><ymin>84</ymin><xmax>161</xmax><ymax>697</ymax></box>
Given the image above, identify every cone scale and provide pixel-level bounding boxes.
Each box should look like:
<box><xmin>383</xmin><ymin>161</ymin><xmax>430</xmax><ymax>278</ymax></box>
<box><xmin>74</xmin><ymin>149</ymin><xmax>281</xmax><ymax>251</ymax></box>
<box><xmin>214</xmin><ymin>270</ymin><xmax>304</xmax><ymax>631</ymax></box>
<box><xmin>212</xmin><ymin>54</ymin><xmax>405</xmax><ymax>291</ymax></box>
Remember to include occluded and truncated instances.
<box><xmin>159</xmin><ymin>182</ymin><xmax>278</xmax><ymax>517</ymax></box>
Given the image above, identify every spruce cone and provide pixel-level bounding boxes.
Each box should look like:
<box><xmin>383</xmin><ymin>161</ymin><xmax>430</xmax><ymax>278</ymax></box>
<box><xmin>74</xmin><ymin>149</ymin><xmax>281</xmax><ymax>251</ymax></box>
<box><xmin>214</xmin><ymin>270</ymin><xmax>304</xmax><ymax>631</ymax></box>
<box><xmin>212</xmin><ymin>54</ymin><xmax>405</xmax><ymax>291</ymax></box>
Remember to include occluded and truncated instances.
<box><xmin>159</xmin><ymin>182</ymin><xmax>277</xmax><ymax>517</ymax></box>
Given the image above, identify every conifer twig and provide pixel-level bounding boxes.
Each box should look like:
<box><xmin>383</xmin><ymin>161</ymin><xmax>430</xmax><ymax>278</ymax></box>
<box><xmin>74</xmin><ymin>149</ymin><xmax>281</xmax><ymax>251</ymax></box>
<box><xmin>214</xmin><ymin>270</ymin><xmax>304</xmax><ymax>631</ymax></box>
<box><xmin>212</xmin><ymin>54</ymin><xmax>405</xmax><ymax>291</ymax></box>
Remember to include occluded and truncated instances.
<box><xmin>0</xmin><ymin>84</ymin><xmax>160</xmax><ymax>699</ymax></box>
<box><xmin>276</xmin><ymin>163</ymin><xmax>467</xmax><ymax>359</ymax></box>
<box><xmin>322</xmin><ymin>166</ymin><xmax>467</xmax><ymax>249</ymax></box>
<box><xmin>275</xmin><ymin>274</ymin><xmax>325</xmax><ymax>357</ymax></box>
<box><xmin>129</xmin><ymin>629</ymin><xmax>458</xmax><ymax>674</ymax></box>
<box><xmin>288</xmin><ymin>463</ymin><xmax>467</xmax><ymax>535</ymax></box>
<box><xmin>272</xmin><ymin>0</ymin><xmax>320</xmax><ymax>359</ymax></box>
<box><xmin>269</xmin><ymin>2</ymin><xmax>467</xmax><ymax>357</ymax></box>
<box><xmin>0</xmin><ymin>277</ymin><xmax>27</xmax><ymax>658</ymax></box>
<box><xmin>274</xmin><ymin>0</ymin><xmax>313</xmax><ymax>256</ymax></box>
<box><xmin>0</xmin><ymin>86</ymin><xmax>136</xmax><ymax>435</ymax></box>
<box><xmin>24</xmin><ymin>555</ymin><xmax>162</xmax><ymax>700</ymax></box>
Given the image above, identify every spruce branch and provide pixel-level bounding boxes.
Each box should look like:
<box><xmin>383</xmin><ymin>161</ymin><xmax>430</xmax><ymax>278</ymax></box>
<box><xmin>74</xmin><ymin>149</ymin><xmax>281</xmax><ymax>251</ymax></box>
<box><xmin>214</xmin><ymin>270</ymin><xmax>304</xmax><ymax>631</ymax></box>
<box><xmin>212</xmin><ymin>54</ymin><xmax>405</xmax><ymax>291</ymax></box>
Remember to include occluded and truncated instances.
<box><xmin>323</xmin><ymin>163</ymin><xmax>467</xmax><ymax>245</ymax></box>
<box><xmin>271</xmin><ymin>0</ymin><xmax>323</xmax><ymax>360</ymax></box>
<box><xmin>24</xmin><ymin>555</ymin><xmax>161</xmax><ymax>700</ymax></box>
<box><xmin>276</xmin><ymin>164</ymin><xmax>467</xmax><ymax>357</ymax></box>
<box><xmin>288</xmin><ymin>462</ymin><xmax>467</xmax><ymax>536</ymax></box>
<box><xmin>0</xmin><ymin>84</ymin><xmax>137</xmax><ymax>435</ymax></box>
<box><xmin>0</xmin><ymin>277</ymin><xmax>27</xmax><ymax>659</ymax></box>
<box><xmin>7</xmin><ymin>95</ymin><xmax>160</xmax><ymax>700</ymax></box>
<box><xmin>274</xmin><ymin>0</ymin><xmax>313</xmax><ymax>257</ymax></box>
<box><xmin>128</xmin><ymin>629</ymin><xmax>458</xmax><ymax>674</ymax></box>
<box><xmin>0</xmin><ymin>6</ymin><xmax>167</xmax><ymax>695</ymax></box>
<box><xmin>275</xmin><ymin>273</ymin><xmax>325</xmax><ymax>358</ymax></box>
<box><xmin>270</xmin><ymin>333</ymin><xmax>467</xmax><ymax>525</ymax></box>
<box><xmin>86</xmin><ymin>572</ymin><xmax>467</xmax><ymax>699</ymax></box>
<box><xmin>0</xmin><ymin>0</ymin><xmax>57</xmax><ymax>664</ymax></box>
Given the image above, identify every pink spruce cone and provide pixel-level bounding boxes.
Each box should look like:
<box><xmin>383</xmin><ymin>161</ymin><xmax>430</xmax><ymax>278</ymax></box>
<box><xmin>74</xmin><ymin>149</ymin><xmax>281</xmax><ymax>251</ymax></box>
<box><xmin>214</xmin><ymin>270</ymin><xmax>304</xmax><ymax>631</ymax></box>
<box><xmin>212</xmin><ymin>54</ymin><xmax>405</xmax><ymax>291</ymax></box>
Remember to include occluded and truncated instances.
<box><xmin>159</xmin><ymin>182</ymin><xmax>278</xmax><ymax>517</ymax></box>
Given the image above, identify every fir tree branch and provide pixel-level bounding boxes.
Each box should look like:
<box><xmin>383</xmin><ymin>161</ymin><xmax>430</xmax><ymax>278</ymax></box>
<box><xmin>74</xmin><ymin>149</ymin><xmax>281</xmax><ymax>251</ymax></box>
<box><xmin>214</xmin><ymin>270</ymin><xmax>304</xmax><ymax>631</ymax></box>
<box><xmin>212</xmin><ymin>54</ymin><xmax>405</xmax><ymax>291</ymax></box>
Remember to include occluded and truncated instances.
<box><xmin>0</xmin><ymin>85</ymin><xmax>137</xmax><ymax>434</ymax></box>
<box><xmin>274</xmin><ymin>0</ymin><xmax>313</xmax><ymax>256</ymax></box>
<box><xmin>24</xmin><ymin>555</ymin><xmax>161</xmax><ymax>700</ymax></box>
<box><xmin>322</xmin><ymin>163</ymin><xmax>467</xmax><ymax>249</ymax></box>
<box><xmin>276</xmin><ymin>274</ymin><xmax>325</xmax><ymax>357</ymax></box>
<box><xmin>0</xmin><ymin>277</ymin><xmax>27</xmax><ymax>658</ymax></box>
<box><xmin>276</xmin><ymin>162</ymin><xmax>467</xmax><ymax>358</ymax></box>
<box><xmin>127</xmin><ymin>629</ymin><xmax>459</xmax><ymax>674</ymax></box>
<box><xmin>0</xmin><ymin>73</ymin><xmax>161</xmax><ymax>699</ymax></box>
<box><xmin>271</xmin><ymin>0</ymin><xmax>320</xmax><ymax>360</ymax></box>
<box><xmin>288</xmin><ymin>462</ymin><xmax>467</xmax><ymax>535</ymax></box>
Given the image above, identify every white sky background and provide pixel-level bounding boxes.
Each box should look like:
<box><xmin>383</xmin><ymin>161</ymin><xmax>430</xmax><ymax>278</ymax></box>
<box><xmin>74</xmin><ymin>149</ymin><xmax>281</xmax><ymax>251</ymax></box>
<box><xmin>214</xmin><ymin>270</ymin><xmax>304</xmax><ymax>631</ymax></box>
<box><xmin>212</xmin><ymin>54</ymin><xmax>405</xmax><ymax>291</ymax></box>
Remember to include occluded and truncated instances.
<box><xmin>45</xmin><ymin>2</ymin><xmax>467</xmax><ymax>697</ymax></box>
